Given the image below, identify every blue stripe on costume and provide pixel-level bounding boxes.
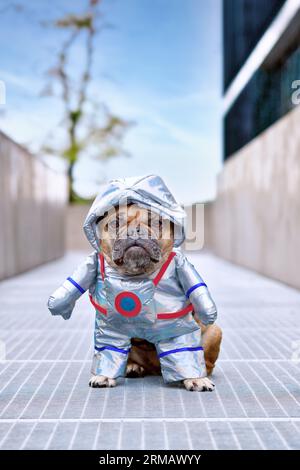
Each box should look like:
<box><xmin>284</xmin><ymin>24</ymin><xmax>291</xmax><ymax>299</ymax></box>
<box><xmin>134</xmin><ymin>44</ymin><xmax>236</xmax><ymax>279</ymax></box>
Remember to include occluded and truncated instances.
<box><xmin>186</xmin><ymin>282</ymin><xmax>207</xmax><ymax>299</ymax></box>
<box><xmin>67</xmin><ymin>277</ymin><xmax>86</xmax><ymax>294</ymax></box>
<box><xmin>95</xmin><ymin>345</ymin><xmax>131</xmax><ymax>355</ymax></box>
<box><xmin>159</xmin><ymin>346</ymin><xmax>203</xmax><ymax>358</ymax></box>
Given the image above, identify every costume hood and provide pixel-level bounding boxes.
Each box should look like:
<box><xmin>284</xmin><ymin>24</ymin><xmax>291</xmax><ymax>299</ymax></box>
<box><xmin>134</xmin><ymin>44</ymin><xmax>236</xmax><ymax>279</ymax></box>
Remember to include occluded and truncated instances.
<box><xmin>83</xmin><ymin>174</ymin><xmax>186</xmax><ymax>251</ymax></box>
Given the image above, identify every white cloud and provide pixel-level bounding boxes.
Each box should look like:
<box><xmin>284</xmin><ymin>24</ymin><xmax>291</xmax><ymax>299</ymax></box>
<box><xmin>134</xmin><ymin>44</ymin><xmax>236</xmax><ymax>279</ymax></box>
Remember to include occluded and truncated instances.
<box><xmin>0</xmin><ymin>69</ymin><xmax>40</xmax><ymax>95</ymax></box>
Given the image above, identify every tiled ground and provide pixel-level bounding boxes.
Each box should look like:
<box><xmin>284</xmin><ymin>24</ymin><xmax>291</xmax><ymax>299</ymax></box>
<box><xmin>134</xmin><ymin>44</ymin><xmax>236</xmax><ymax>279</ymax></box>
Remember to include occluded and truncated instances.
<box><xmin>0</xmin><ymin>251</ymin><xmax>300</xmax><ymax>450</ymax></box>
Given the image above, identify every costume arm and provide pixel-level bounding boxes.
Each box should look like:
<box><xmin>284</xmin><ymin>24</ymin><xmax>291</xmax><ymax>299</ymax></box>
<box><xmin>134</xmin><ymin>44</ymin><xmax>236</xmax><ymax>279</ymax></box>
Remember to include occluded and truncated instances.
<box><xmin>175</xmin><ymin>251</ymin><xmax>217</xmax><ymax>325</ymax></box>
<box><xmin>47</xmin><ymin>251</ymin><xmax>98</xmax><ymax>320</ymax></box>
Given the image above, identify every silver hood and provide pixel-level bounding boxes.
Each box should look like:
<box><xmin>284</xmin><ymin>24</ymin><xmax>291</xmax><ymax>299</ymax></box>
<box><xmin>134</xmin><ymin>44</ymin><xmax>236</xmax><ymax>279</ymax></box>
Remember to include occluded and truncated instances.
<box><xmin>83</xmin><ymin>174</ymin><xmax>186</xmax><ymax>251</ymax></box>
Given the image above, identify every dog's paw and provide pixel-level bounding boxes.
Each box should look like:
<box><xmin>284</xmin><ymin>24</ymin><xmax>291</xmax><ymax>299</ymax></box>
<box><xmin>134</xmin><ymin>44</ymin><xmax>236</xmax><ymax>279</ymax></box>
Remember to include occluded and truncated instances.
<box><xmin>89</xmin><ymin>375</ymin><xmax>116</xmax><ymax>388</ymax></box>
<box><xmin>183</xmin><ymin>377</ymin><xmax>215</xmax><ymax>392</ymax></box>
<box><xmin>126</xmin><ymin>363</ymin><xmax>145</xmax><ymax>378</ymax></box>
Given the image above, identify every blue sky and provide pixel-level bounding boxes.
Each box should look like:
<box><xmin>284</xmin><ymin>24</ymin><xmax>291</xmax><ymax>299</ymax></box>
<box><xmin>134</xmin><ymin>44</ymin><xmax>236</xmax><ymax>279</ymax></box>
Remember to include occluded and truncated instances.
<box><xmin>0</xmin><ymin>0</ymin><xmax>222</xmax><ymax>204</ymax></box>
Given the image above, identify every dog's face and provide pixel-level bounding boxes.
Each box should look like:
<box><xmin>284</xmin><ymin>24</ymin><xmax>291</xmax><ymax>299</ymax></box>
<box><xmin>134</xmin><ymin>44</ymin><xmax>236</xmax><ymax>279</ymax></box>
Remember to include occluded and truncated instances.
<box><xmin>97</xmin><ymin>204</ymin><xmax>174</xmax><ymax>275</ymax></box>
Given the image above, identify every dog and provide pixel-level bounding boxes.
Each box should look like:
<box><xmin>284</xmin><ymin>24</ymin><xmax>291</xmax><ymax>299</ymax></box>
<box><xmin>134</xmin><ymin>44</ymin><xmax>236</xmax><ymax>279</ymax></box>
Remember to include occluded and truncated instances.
<box><xmin>48</xmin><ymin>175</ymin><xmax>222</xmax><ymax>392</ymax></box>
<box><xmin>90</xmin><ymin>203</ymin><xmax>222</xmax><ymax>391</ymax></box>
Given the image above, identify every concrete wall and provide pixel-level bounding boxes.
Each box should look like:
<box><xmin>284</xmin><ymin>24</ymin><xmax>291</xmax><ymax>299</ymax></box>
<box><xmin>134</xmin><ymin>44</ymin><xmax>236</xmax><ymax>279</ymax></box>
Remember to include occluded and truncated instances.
<box><xmin>0</xmin><ymin>130</ymin><xmax>68</xmax><ymax>280</ymax></box>
<box><xmin>205</xmin><ymin>105</ymin><xmax>300</xmax><ymax>290</ymax></box>
<box><xmin>66</xmin><ymin>204</ymin><xmax>91</xmax><ymax>252</ymax></box>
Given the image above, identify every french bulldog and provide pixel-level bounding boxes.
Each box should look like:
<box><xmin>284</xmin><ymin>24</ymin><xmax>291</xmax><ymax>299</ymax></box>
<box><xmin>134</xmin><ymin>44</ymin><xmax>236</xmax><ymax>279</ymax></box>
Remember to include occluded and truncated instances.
<box><xmin>92</xmin><ymin>203</ymin><xmax>222</xmax><ymax>391</ymax></box>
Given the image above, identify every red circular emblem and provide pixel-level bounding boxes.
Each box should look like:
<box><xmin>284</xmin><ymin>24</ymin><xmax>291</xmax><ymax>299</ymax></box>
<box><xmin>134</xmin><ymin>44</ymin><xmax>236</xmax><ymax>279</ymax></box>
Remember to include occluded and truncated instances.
<box><xmin>114</xmin><ymin>291</ymin><xmax>142</xmax><ymax>317</ymax></box>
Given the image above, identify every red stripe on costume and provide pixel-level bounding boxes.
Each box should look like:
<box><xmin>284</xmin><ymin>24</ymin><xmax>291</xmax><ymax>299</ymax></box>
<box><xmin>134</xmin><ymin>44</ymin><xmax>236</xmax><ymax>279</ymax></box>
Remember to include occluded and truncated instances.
<box><xmin>157</xmin><ymin>303</ymin><xmax>193</xmax><ymax>320</ymax></box>
<box><xmin>89</xmin><ymin>294</ymin><xmax>107</xmax><ymax>314</ymax></box>
<box><xmin>153</xmin><ymin>252</ymin><xmax>176</xmax><ymax>286</ymax></box>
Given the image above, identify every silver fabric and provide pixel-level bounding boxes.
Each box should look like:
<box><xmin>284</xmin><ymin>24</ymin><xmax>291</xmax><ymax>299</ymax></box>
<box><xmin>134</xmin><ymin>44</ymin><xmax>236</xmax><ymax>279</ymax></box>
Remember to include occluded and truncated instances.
<box><xmin>48</xmin><ymin>252</ymin><xmax>97</xmax><ymax>320</ymax></box>
<box><xmin>92</xmin><ymin>324</ymin><xmax>206</xmax><ymax>382</ymax></box>
<box><xmin>91</xmin><ymin>251</ymin><xmax>208</xmax><ymax>381</ymax></box>
<box><xmin>156</xmin><ymin>329</ymin><xmax>206</xmax><ymax>382</ymax></box>
<box><xmin>48</xmin><ymin>175</ymin><xmax>217</xmax><ymax>382</ymax></box>
<box><xmin>175</xmin><ymin>251</ymin><xmax>217</xmax><ymax>325</ymax></box>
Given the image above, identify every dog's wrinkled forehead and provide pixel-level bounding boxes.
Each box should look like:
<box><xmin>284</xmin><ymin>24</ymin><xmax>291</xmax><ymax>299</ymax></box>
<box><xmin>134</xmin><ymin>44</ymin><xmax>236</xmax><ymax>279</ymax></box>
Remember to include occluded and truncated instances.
<box><xmin>96</xmin><ymin>204</ymin><xmax>162</xmax><ymax>226</ymax></box>
<box><xmin>95</xmin><ymin>203</ymin><xmax>174</xmax><ymax>243</ymax></box>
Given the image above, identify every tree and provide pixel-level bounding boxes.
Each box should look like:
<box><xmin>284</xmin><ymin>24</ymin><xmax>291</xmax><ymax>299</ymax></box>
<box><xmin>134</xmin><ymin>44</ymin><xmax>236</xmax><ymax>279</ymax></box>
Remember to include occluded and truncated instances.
<box><xmin>42</xmin><ymin>0</ymin><xmax>132</xmax><ymax>202</ymax></box>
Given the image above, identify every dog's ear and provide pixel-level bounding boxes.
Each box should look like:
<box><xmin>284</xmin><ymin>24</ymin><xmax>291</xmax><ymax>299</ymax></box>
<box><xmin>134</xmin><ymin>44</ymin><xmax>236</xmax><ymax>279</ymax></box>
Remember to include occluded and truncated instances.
<box><xmin>96</xmin><ymin>211</ymin><xmax>109</xmax><ymax>226</ymax></box>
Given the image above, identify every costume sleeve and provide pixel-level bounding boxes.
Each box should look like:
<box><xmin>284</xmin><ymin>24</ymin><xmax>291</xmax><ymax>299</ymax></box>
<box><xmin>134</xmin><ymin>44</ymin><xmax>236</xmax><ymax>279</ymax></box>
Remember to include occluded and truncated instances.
<box><xmin>47</xmin><ymin>251</ymin><xmax>98</xmax><ymax>320</ymax></box>
<box><xmin>175</xmin><ymin>250</ymin><xmax>217</xmax><ymax>325</ymax></box>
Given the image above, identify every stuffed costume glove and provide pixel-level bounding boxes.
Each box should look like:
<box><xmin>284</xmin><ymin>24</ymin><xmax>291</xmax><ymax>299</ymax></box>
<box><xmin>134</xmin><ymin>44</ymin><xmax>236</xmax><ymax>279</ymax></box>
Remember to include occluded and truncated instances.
<box><xmin>175</xmin><ymin>251</ymin><xmax>217</xmax><ymax>325</ymax></box>
<box><xmin>48</xmin><ymin>251</ymin><xmax>97</xmax><ymax>320</ymax></box>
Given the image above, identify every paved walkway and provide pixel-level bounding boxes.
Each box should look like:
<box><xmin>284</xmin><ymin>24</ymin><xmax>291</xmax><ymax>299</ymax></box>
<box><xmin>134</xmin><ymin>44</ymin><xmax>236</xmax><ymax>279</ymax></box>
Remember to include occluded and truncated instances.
<box><xmin>0</xmin><ymin>251</ymin><xmax>300</xmax><ymax>450</ymax></box>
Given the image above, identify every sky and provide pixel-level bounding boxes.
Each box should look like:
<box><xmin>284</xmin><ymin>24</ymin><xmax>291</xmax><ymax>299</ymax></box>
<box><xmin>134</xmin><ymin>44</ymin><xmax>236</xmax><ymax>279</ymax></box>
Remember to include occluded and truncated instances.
<box><xmin>0</xmin><ymin>0</ymin><xmax>222</xmax><ymax>204</ymax></box>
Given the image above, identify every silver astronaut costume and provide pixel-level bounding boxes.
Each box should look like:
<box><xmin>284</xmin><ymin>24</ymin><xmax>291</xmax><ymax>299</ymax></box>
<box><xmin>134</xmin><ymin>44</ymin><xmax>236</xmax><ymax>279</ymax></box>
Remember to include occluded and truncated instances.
<box><xmin>48</xmin><ymin>175</ymin><xmax>217</xmax><ymax>383</ymax></box>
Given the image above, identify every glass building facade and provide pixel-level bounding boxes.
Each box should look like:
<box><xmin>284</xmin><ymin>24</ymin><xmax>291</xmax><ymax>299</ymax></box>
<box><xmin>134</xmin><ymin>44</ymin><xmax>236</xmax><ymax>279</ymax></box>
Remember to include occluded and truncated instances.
<box><xmin>223</xmin><ymin>0</ymin><xmax>300</xmax><ymax>159</ymax></box>
<box><xmin>223</xmin><ymin>0</ymin><xmax>286</xmax><ymax>90</ymax></box>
